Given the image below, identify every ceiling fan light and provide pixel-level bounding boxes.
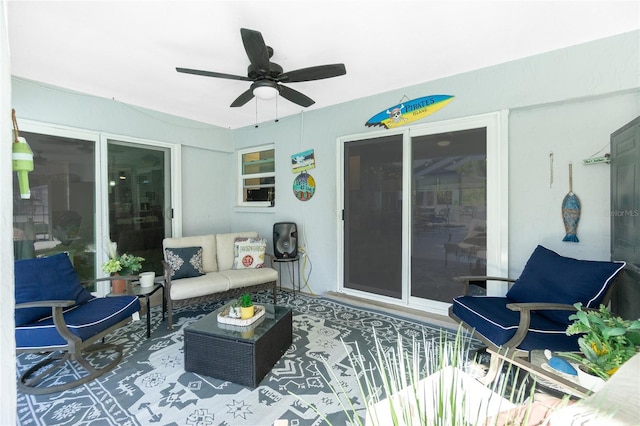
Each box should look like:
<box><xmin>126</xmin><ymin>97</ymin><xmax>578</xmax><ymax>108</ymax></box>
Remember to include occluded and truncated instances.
<box><xmin>253</xmin><ymin>85</ymin><xmax>278</xmax><ymax>100</ymax></box>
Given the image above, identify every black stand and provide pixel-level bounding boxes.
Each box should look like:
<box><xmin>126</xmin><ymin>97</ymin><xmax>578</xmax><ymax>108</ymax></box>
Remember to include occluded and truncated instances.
<box><xmin>272</xmin><ymin>256</ymin><xmax>301</xmax><ymax>295</ymax></box>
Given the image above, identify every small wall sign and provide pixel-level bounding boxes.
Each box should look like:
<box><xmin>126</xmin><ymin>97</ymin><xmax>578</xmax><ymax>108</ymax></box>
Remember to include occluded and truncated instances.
<box><xmin>292</xmin><ymin>149</ymin><xmax>316</xmax><ymax>174</ymax></box>
<box><xmin>293</xmin><ymin>173</ymin><xmax>315</xmax><ymax>201</ymax></box>
<box><xmin>365</xmin><ymin>95</ymin><xmax>454</xmax><ymax>129</ymax></box>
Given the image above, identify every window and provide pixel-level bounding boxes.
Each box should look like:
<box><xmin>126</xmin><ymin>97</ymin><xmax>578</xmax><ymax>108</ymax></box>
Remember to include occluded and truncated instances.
<box><xmin>238</xmin><ymin>145</ymin><xmax>275</xmax><ymax>206</ymax></box>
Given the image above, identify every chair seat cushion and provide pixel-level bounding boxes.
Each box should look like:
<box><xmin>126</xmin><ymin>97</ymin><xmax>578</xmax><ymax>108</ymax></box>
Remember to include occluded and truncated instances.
<box><xmin>506</xmin><ymin>246</ymin><xmax>626</xmax><ymax>325</ymax></box>
<box><xmin>15</xmin><ymin>296</ymin><xmax>140</xmax><ymax>350</ymax></box>
<box><xmin>451</xmin><ymin>296</ymin><xmax>580</xmax><ymax>352</ymax></box>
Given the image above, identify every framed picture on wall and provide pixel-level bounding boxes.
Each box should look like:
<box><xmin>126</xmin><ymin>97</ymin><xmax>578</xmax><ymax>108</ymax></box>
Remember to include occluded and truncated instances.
<box><xmin>292</xmin><ymin>149</ymin><xmax>315</xmax><ymax>173</ymax></box>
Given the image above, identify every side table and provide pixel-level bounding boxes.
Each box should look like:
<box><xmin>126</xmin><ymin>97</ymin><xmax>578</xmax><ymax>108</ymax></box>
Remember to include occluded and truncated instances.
<box><xmin>272</xmin><ymin>256</ymin><xmax>301</xmax><ymax>295</ymax></box>
<box><xmin>108</xmin><ymin>278</ymin><xmax>165</xmax><ymax>338</ymax></box>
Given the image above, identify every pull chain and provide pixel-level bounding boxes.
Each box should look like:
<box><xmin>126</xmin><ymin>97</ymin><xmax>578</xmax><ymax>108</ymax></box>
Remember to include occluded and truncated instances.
<box><xmin>254</xmin><ymin>97</ymin><xmax>259</xmax><ymax>128</ymax></box>
<box><xmin>549</xmin><ymin>152</ymin><xmax>553</xmax><ymax>188</ymax></box>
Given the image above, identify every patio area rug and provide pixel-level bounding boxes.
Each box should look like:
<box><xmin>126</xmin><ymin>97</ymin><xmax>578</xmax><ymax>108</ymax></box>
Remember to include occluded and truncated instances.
<box><xmin>16</xmin><ymin>291</ymin><xmax>476</xmax><ymax>426</ymax></box>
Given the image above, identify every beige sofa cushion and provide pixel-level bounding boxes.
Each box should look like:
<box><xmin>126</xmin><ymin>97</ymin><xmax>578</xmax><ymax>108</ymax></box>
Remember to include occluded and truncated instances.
<box><xmin>163</xmin><ymin>234</ymin><xmax>218</xmax><ymax>273</ymax></box>
<box><xmin>168</xmin><ymin>272</ymin><xmax>230</xmax><ymax>300</ymax></box>
<box><xmin>216</xmin><ymin>232</ymin><xmax>258</xmax><ymax>271</ymax></box>
<box><xmin>219</xmin><ymin>267</ymin><xmax>278</xmax><ymax>290</ymax></box>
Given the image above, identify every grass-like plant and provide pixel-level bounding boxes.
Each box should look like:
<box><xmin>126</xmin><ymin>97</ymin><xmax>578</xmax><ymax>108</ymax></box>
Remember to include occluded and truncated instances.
<box><xmin>292</xmin><ymin>326</ymin><xmax>543</xmax><ymax>425</ymax></box>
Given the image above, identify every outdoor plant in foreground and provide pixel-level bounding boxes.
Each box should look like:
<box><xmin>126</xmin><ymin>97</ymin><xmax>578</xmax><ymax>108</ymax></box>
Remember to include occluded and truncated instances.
<box><xmin>292</xmin><ymin>326</ymin><xmax>545</xmax><ymax>425</ymax></box>
<box><xmin>560</xmin><ymin>303</ymin><xmax>640</xmax><ymax>380</ymax></box>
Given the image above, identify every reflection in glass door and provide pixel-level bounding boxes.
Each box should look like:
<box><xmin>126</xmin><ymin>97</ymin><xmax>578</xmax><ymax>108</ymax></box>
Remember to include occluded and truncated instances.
<box><xmin>343</xmin><ymin>135</ymin><xmax>403</xmax><ymax>298</ymax></box>
<box><xmin>12</xmin><ymin>131</ymin><xmax>97</xmax><ymax>283</ymax></box>
<box><xmin>411</xmin><ymin>128</ymin><xmax>487</xmax><ymax>302</ymax></box>
<box><xmin>107</xmin><ymin>141</ymin><xmax>171</xmax><ymax>275</ymax></box>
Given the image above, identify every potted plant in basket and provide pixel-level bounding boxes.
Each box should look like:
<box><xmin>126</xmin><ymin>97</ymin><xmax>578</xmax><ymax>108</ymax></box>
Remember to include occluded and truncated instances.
<box><xmin>560</xmin><ymin>303</ymin><xmax>640</xmax><ymax>381</ymax></box>
<box><xmin>239</xmin><ymin>293</ymin><xmax>254</xmax><ymax>319</ymax></box>
<box><xmin>102</xmin><ymin>241</ymin><xmax>145</xmax><ymax>294</ymax></box>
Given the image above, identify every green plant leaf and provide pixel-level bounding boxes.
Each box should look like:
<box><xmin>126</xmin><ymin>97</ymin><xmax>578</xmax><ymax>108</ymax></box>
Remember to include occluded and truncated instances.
<box><xmin>603</xmin><ymin>327</ymin><xmax>627</xmax><ymax>339</ymax></box>
<box><xmin>575</xmin><ymin>309</ymin><xmax>590</xmax><ymax>327</ymax></box>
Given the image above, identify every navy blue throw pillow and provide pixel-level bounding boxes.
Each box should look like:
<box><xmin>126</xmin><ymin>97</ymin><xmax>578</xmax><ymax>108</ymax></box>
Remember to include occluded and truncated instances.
<box><xmin>164</xmin><ymin>246</ymin><xmax>205</xmax><ymax>280</ymax></box>
<box><xmin>506</xmin><ymin>245</ymin><xmax>625</xmax><ymax>325</ymax></box>
<box><xmin>15</xmin><ymin>252</ymin><xmax>94</xmax><ymax>326</ymax></box>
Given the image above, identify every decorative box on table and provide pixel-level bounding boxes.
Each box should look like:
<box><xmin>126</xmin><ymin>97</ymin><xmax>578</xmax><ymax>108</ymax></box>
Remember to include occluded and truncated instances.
<box><xmin>217</xmin><ymin>305</ymin><xmax>265</xmax><ymax>326</ymax></box>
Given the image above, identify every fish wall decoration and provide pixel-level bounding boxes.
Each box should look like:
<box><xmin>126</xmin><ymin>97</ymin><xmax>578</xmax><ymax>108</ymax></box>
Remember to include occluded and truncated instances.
<box><xmin>562</xmin><ymin>163</ymin><xmax>581</xmax><ymax>242</ymax></box>
<box><xmin>365</xmin><ymin>95</ymin><xmax>454</xmax><ymax>129</ymax></box>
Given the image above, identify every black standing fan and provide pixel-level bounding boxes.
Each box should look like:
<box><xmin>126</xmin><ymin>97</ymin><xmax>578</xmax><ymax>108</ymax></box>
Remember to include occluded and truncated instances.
<box><xmin>273</xmin><ymin>222</ymin><xmax>298</xmax><ymax>259</ymax></box>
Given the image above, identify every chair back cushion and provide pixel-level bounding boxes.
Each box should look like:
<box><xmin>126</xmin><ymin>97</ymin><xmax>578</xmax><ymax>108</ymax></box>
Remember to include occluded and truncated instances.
<box><xmin>506</xmin><ymin>245</ymin><xmax>626</xmax><ymax>325</ymax></box>
<box><xmin>14</xmin><ymin>253</ymin><xmax>93</xmax><ymax>326</ymax></box>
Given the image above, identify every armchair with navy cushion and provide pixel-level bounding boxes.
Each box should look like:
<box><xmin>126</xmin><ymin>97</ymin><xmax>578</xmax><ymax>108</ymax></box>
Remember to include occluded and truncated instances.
<box><xmin>15</xmin><ymin>252</ymin><xmax>141</xmax><ymax>394</ymax></box>
<box><xmin>449</xmin><ymin>245</ymin><xmax>626</xmax><ymax>383</ymax></box>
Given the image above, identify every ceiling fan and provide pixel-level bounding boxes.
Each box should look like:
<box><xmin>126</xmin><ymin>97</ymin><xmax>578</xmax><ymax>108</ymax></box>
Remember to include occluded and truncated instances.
<box><xmin>176</xmin><ymin>28</ymin><xmax>346</xmax><ymax>108</ymax></box>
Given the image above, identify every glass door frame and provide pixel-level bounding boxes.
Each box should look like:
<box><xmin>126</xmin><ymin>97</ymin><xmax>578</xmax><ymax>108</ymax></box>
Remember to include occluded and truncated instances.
<box><xmin>337</xmin><ymin>111</ymin><xmax>509</xmax><ymax>316</ymax></box>
<box><xmin>98</xmin><ymin>133</ymin><xmax>181</xmax><ymax>296</ymax></box>
<box><xmin>19</xmin><ymin>120</ymin><xmax>182</xmax><ymax>296</ymax></box>
<box><xmin>101</xmin><ymin>134</ymin><xmax>182</xmax><ymax>286</ymax></box>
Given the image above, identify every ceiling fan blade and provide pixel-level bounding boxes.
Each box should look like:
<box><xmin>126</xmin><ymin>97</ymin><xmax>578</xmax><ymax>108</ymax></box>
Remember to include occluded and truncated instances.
<box><xmin>176</xmin><ymin>67</ymin><xmax>251</xmax><ymax>82</ymax></box>
<box><xmin>279</xmin><ymin>84</ymin><xmax>315</xmax><ymax>107</ymax></box>
<box><xmin>230</xmin><ymin>88</ymin><xmax>255</xmax><ymax>107</ymax></box>
<box><xmin>240</xmin><ymin>28</ymin><xmax>270</xmax><ymax>74</ymax></box>
<box><xmin>281</xmin><ymin>64</ymin><xmax>346</xmax><ymax>83</ymax></box>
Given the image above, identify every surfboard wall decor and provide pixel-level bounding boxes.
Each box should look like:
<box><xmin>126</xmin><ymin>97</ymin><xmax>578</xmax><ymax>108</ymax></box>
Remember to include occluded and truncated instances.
<box><xmin>365</xmin><ymin>95</ymin><xmax>454</xmax><ymax>129</ymax></box>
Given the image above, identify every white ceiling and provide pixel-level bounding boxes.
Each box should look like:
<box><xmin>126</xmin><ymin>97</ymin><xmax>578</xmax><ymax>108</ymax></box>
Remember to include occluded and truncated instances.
<box><xmin>7</xmin><ymin>1</ymin><xmax>640</xmax><ymax>129</ymax></box>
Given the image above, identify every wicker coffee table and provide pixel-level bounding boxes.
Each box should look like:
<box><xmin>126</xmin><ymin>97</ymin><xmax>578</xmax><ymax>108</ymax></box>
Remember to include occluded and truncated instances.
<box><xmin>184</xmin><ymin>304</ymin><xmax>292</xmax><ymax>387</ymax></box>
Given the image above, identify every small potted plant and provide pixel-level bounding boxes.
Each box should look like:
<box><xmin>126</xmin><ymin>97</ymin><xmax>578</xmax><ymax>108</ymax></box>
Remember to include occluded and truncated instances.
<box><xmin>239</xmin><ymin>293</ymin><xmax>254</xmax><ymax>319</ymax></box>
<box><xmin>102</xmin><ymin>241</ymin><xmax>145</xmax><ymax>293</ymax></box>
<box><xmin>560</xmin><ymin>303</ymin><xmax>640</xmax><ymax>382</ymax></box>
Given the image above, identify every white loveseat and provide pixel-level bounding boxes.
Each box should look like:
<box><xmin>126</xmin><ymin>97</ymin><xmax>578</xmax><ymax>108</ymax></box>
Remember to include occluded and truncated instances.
<box><xmin>162</xmin><ymin>231</ymin><xmax>278</xmax><ymax>329</ymax></box>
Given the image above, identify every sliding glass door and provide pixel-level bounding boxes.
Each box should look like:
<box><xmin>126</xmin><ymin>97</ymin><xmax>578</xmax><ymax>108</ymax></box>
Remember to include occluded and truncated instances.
<box><xmin>107</xmin><ymin>140</ymin><xmax>172</xmax><ymax>275</ymax></box>
<box><xmin>12</xmin><ymin>131</ymin><xmax>97</xmax><ymax>283</ymax></box>
<box><xmin>343</xmin><ymin>135</ymin><xmax>403</xmax><ymax>298</ymax></box>
<box><xmin>411</xmin><ymin>128</ymin><xmax>487</xmax><ymax>303</ymax></box>
<box><xmin>340</xmin><ymin>112</ymin><xmax>507</xmax><ymax>312</ymax></box>
<box><xmin>13</xmin><ymin>122</ymin><xmax>177</xmax><ymax>292</ymax></box>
